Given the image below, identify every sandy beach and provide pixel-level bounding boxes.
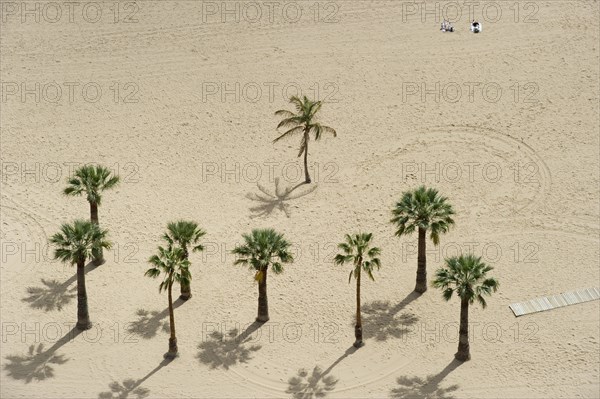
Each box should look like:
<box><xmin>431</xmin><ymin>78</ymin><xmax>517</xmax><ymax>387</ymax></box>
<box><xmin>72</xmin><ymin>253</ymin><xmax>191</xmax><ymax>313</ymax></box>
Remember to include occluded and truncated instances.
<box><xmin>1</xmin><ymin>1</ymin><xmax>599</xmax><ymax>398</ymax></box>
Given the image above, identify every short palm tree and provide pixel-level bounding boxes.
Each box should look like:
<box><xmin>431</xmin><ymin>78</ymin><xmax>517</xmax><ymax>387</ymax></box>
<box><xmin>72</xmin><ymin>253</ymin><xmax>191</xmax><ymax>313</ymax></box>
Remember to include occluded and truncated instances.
<box><xmin>391</xmin><ymin>186</ymin><xmax>455</xmax><ymax>293</ymax></box>
<box><xmin>163</xmin><ymin>220</ymin><xmax>206</xmax><ymax>300</ymax></box>
<box><xmin>232</xmin><ymin>229</ymin><xmax>294</xmax><ymax>322</ymax></box>
<box><xmin>432</xmin><ymin>254</ymin><xmax>499</xmax><ymax>361</ymax></box>
<box><xmin>334</xmin><ymin>233</ymin><xmax>381</xmax><ymax>348</ymax></box>
<box><xmin>63</xmin><ymin>165</ymin><xmax>120</xmax><ymax>265</ymax></box>
<box><xmin>145</xmin><ymin>245</ymin><xmax>190</xmax><ymax>359</ymax></box>
<box><xmin>50</xmin><ymin>220</ymin><xmax>111</xmax><ymax>330</ymax></box>
<box><xmin>274</xmin><ymin>96</ymin><xmax>337</xmax><ymax>183</ymax></box>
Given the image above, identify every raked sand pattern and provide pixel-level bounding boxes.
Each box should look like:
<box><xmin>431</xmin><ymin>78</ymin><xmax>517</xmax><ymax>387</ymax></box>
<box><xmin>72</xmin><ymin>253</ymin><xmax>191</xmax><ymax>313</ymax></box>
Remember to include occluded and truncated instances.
<box><xmin>1</xmin><ymin>1</ymin><xmax>599</xmax><ymax>398</ymax></box>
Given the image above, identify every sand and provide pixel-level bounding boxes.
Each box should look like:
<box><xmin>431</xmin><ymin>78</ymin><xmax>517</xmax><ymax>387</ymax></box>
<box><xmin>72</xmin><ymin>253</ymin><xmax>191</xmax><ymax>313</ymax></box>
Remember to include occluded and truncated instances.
<box><xmin>1</xmin><ymin>1</ymin><xmax>599</xmax><ymax>398</ymax></box>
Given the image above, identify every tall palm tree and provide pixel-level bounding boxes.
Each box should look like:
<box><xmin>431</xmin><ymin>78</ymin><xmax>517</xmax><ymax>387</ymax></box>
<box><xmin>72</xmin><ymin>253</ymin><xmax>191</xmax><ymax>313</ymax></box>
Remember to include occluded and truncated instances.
<box><xmin>163</xmin><ymin>220</ymin><xmax>206</xmax><ymax>300</ymax></box>
<box><xmin>274</xmin><ymin>96</ymin><xmax>337</xmax><ymax>184</ymax></box>
<box><xmin>63</xmin><ymin>164</ymin><xmax>120</xmax><ymax>265</ymax></box>
<box><xmin>145</xmin><ymin>245</ymin><xmax>190</xmax><ymax>359</ymax></box>
<box><xmin>50</xmin><ymin>220</ymin><xmax>111</xmax><ymax>330</ymax></box>
<box><xmin>391</xmin><ymin>186</ymin><xmax>455</xmax><ymax>293</ymax></box>
<box><xmin>432</xmin><ymin>254</ymin><xmax>499</xmax><ymax>361</ymax></box>
<box><xmin>334</xmin><ymin>233</ymin><xmax>381</xmax><ymax>348</ymax></box>
<box><xmin>232</xmin><ymin>229</ymin><xmax>294</xmax><ymax>322</ymax></box>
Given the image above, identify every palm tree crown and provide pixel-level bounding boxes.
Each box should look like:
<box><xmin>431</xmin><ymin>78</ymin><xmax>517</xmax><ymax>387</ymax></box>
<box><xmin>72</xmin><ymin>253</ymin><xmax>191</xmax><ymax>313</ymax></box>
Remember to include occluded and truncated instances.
<box><xmin>274</xmin><ymin>95</ymin><xmax>337</xmax><ymax>149</ymax></box>
<box><xmin>163</xmin><ymin>220</ymin><xmax>206</xmax><ymax>255</ymax></box>
<box><xmin>145</xmin><ymin>246</ymin><xmax>191</xmax><ymax>292</ymax></box>
<box><xmin>391</xmin><ymin>186</ymin><xmax>455</xmax><ymax>244</ymax></box>
<box><xmin>63</xmin><ymin>164</ymin><xmax>120</xmax><ymax>205</ymax></box>
<box><xmin>50</xmin><ymin>220</ymin><xmax>111</xmax><ymax>264</ymax></box>
<box><xmin>232</xmin><ymin>228</ymin><xmax>294</xmax><ymax>281</ymax></box>
<box><xmin>432</xmin><ymin>254</ymin><xmax>499</xmax><ymax>306</ymax></box>
<box><xmin>334</xmin><ymin>233</ymin><xmax>381</xmax><ymax>282</ymax></box>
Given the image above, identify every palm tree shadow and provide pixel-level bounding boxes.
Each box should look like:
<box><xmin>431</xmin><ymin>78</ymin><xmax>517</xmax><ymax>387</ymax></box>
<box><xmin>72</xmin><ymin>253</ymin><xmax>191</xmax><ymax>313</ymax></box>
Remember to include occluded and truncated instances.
<box><xmin>98</xmin><ymin>358</ymin><xmax>173</xmax><ymax>398</ymax></box>
<box><xmin>246</xmin><ymin>177</ymin><xmax>317</xmax><ymax>218</ymax></box>
<box><xmin>3</xmin><ymin>327</ymin><xmax>82</xmax><ymax>383</ymax></box>
<box><xmin>286</xmin><ymin>346</ymin><xmax>356</xmax><ymax>399</ymax></box>
<box><xmin>22</xmin><ymin>261</ymin><xmax>96</xmax><ymax>312</ymax></box>
<box><xmin>127</xmin><ymin>298</ymin><xmax>185</xmax><ymax>339</ymax></box>
<box><xmin>390</xmin><ymin>359</ymin><xmax>462</xmax><ymax>398</ymax></box>
<box><xmin>196</xmin><ymin>321</ymin><xmax>263</xmax><ymax>370</ymax></box>
<box><xmin>22</xmin><ymin>278</ymin><xmax>76</xmax><ymax>312</ymax></box>
<box><xmin>362</xmin><ymin>292</ymin><xmax>420</xmax><ymax>341</ymax></box>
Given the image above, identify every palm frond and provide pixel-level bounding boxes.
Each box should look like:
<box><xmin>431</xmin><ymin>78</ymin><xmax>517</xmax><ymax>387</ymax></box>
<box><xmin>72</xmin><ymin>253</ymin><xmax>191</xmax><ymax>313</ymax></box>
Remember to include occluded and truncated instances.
<box><xmin>232</xmin><ymin>229</ymin><xmax>293</xmax><ymax>281</ymax></box>
<box><xmin>273</xmin><ymin>125</ymin><xmax>304</xmax><ymax>144</ymax></box>
<box><xmin>50</xmin><ymin>220</ymin><xmax>111</xmax><ymax>265</ymax></box>
<box><xmin>433</xmin><ymin>254</ymin><xmax>498</xmax><ymax>309</ymax></box>
<box><xmin>63</xmin><ymin>164</ymin><xmax>120</xmax><ymax>205</ymax></box>
<box><xmin>335</xmin><ymin>233</ymin><xmax>380</xmax><ymax>283</ymax></box>
<box><xmin>274</xmin><ymin>109</ymin><xmax>295</xmax><ymax>118</ymax></box>
<box><xmin>274</xmin><ymin>96</ymin><xmax>336</xmax><ymax>160</ymax></box>
<box><xmin>277</xmin><ymin>116</ymin><xmax>302</xmax><ymax>130</ymax></box>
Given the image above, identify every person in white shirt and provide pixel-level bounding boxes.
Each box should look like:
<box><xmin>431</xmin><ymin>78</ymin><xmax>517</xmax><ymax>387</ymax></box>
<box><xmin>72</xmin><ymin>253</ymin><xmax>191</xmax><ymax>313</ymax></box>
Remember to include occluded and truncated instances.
<box><xmin>471</xmin><ymin>20</ymin><xmax>482</xmax><ymax>33</ymax></box>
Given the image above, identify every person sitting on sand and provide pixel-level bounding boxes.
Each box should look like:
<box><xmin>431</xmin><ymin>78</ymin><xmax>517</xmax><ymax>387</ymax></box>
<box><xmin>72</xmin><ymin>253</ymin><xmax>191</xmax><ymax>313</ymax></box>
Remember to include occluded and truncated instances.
<box><xmin>441</xmin><ymin>20</ymin><xmax>454</xmax><ymax>32</ymax></box>
<box><xmin>471</xmin><ymin>20</ymin><xmax>482</xmax><ymax>33</ymax></box>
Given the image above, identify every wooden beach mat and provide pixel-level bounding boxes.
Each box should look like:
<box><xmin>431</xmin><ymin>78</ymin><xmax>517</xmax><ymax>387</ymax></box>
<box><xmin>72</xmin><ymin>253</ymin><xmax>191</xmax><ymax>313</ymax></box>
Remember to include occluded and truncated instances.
<box><xmin>509</xmin><ymin>287</ymin><xmax>600</xmax><ymax>316</ymax></box>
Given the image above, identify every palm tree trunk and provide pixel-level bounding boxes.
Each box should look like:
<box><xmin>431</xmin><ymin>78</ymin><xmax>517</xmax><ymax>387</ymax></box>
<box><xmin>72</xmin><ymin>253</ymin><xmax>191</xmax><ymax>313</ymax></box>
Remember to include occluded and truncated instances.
<box><xmin>455</xmin><ymin>297</ymin><xmax>471</xmax><ymax>361</ymax></box>
<box><xmin>257</xmin><ymin>268</ymin><xmax>269</xmax><ymax>322</ymax></box>
<box><xmin>303</xmin><ymin>131</ymin><xmax>311</xmax><ymax>183</ymax></box>
<box><xmin>90</xmin><ymin>202</ymin><xmax>99</xmax><ymax>224</ymax></box>
<box><xmin>415</xmin><ymin>227</ymin><xmax>427</xmax><ymax>293</ymax></box>
<box><xmin>166</xmin><ymin>278</ymin><xmax>178</xmax><ymax>358</ymax></box>
<box><xmin>179</xmin><ymin>247</ymin><xmax>191</xmax><ymax>300</ymax></box>
<box><xmin>76</xmin><ymin>257</ymin><xmax>91</xmax><ymax>330</ymax></box>
<box><xmin>354</xmin><ymin>269</ymin><xmax>364</xmax><ymax>347</ymax></box>
<box><xmin>90</xmin><ymin>201</ymin><xmax>104</xmax><ymax>265</ymax></box>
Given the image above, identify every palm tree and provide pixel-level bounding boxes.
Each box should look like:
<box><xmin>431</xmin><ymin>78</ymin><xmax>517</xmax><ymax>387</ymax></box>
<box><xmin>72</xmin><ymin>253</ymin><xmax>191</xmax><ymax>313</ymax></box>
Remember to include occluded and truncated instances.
<box><xmin>63</xmin><ymin>165</ymin><xmax>120</xmax><ymax>265</ymax></box>
<box><xmin>390</xmin><ymin>186</ymin><xmax>455</xmax><ymax>293</ymax></box>
<box><xmin>274</xmin><ymin>96</ymin><xmax>337</xmax><ymax>183</ymax></box>
<box><xmin>50</xmin><ymin>220</ymin><xmax>111</xmax><ymax>330</ymax></box>
<box><xmin>432</xmin><ymin>254</ymin><xmax>499</xmax><ymax>361</ymax></box>
<box><xmin>232</xmin><ymin>229</ymin><xmax>294</xmax><ymax>322</ymax></box>
<box><xmin>163</xmin><ymin>220</ymin><xmax>206</xmax><ymax>300</ymax></box>
<box><xmin>334</xmin><ymin>233</ymin><xmax>381</xmax><ymax>348</ymax></box>
<box><xmin>145</xmin><ymin>245</ymin><xmax>190</xmax><ymax>359</ymax></box>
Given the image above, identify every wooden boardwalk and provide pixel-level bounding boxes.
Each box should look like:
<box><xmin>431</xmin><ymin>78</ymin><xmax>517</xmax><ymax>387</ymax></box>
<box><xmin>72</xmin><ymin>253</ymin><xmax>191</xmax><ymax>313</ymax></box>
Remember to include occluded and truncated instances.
<box><xmin>509</xmin><ymin>287</ymin><xmax>600</xmax><ymax>317</ymax></box>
